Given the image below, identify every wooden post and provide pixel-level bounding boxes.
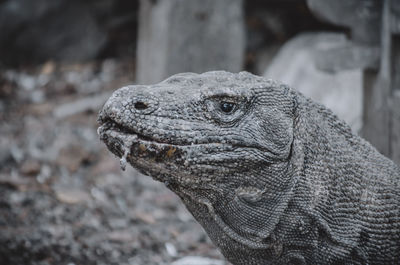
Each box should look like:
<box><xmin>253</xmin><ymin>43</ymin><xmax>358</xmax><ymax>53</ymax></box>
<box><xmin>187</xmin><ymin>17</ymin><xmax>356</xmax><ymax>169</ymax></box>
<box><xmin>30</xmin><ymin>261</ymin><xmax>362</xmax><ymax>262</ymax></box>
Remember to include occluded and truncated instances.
<box><xmin>362</xmin><ymin>0</ymin><xmax>391</xmax><ymax>156</ymax></box>
<box><xmin>363</xmin><ymin>0</ymin><xmax>400</xmax><ymax>164</ymax></box>
<box><xmin>391</xmin><ymin>91</ymin><xmax>400</xmax><ymax>164</ymax></box>
<box><xmin>390</xmin><ymin>34</ymin><xmax>400</xmax><ymax>164</ymax></box>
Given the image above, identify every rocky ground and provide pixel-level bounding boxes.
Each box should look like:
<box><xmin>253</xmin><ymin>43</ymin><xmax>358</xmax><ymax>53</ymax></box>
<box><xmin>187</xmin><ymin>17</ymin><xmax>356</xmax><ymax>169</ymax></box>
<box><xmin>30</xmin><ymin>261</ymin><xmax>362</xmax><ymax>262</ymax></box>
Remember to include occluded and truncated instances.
<box><xmin>0</xmin><ymin>60</ymin><xmax>228</xmax><ymax>265</ymax></box>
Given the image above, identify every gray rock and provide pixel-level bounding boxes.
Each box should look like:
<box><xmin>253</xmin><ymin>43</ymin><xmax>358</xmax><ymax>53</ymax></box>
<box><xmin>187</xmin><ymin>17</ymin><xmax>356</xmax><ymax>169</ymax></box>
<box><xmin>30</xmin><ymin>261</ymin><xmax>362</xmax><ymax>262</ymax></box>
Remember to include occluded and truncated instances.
<box><xmin>306</xmin><ymin>0</ymin><xmax>400</xmax><ymax>164</ymax></box>
<box><xmin>307</xmin><ymin>0</ymin><xmax>382</xmax><ymax>44</ymax></box>
<box><xmin>136</xmin><ymin>0</ymin><xmax>244</xmax><ymax>84</ymax></box>
<box><xmin>53</xmin><ymin>92</ymin><xmax>112</xmax><ymax>119</ymax></box>
<box><xmin>171</xmin><ymin>256</ymin><xmax>225</xmax><ymax>265</ymax></box>
<box><xmin>264</xmin><ymin>32</ymin><xmax>363</xmax><ymax>132</ymax></box>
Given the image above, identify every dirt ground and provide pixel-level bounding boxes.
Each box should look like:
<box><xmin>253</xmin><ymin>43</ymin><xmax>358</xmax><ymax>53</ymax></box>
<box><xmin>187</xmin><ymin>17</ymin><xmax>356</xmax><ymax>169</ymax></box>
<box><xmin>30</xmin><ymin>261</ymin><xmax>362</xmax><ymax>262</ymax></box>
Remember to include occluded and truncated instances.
<box><xmin>0</xmin><ymin>60</ymin><xmax>228</xmax><ymax>265</ymax></box>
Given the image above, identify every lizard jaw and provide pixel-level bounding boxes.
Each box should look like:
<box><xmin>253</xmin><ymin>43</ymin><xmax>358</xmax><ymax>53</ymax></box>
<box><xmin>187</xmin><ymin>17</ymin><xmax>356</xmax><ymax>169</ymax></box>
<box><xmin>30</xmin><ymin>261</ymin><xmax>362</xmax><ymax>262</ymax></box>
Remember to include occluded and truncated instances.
<box><xmin>97</xmin><ymin>121</ymin><xmax>219</xmax><ymax>187</ymax></box>
<box><xmin>97</xmin><ymin>120</ymin><xmax>245</xmax><ymax>187</ymax></box>
<box><xmin>98</xmin><ymin>119</ymin><xmax>185</xmax><ymax>172</ymax></box>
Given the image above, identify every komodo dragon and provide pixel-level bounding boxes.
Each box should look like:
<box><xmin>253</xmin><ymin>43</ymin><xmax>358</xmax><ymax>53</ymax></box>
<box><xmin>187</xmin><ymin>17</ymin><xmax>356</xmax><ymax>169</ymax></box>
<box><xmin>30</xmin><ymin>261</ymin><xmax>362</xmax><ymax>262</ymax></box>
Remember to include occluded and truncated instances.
<box><xmin>98</xmin><ymin>71</ymin><xmax>400</xmax><ymax>265</ymax></box>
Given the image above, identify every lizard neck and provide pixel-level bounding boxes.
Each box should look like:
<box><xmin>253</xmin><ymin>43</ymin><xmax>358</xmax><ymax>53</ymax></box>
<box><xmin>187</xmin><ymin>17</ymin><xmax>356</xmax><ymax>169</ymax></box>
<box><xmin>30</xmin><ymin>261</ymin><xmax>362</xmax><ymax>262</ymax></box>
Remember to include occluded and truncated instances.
<box><xmin>290</xmin><ymin>96</ymin><xmax>400</xmax><ymax>263</ymax></box>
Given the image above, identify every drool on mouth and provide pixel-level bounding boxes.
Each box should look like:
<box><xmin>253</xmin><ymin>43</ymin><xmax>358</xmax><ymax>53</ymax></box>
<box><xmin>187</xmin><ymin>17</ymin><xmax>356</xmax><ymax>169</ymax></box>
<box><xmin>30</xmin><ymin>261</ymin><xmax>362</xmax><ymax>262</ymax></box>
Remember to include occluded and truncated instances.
<box><xmin>98</xmin><ymin>119</ymin><xmax>184</xmax><ymax>171</ymax></box>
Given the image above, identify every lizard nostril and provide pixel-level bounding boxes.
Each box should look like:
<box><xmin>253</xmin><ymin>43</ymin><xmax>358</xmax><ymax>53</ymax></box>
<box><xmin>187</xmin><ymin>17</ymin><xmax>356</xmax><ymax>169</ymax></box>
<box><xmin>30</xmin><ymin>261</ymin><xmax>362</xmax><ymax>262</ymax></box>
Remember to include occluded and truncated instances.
<box><xmin>134</xmin><ymin>101</ymin><xmax>148</xmax><ymax>110</ymax></box>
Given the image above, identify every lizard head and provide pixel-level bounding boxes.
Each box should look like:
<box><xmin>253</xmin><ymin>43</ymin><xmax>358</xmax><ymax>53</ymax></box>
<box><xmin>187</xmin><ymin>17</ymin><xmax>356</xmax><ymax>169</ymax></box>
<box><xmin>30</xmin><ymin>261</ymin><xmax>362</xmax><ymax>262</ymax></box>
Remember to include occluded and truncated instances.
<box><xmin>98</xmin><ymin>71</ymin><xmax>300</xmax><ymax>250</ymax></box>
<box><xmin>98</xmin><ymin>71</ymin><xmax>295</xmax><ymax>185</ymax></box>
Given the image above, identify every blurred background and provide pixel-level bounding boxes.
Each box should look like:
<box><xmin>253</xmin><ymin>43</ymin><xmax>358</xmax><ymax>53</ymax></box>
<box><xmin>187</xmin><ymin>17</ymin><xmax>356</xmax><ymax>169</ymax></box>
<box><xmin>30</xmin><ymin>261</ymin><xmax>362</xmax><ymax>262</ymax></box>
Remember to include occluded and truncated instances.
<box><xmin>0</xmin><ymin>0</ymin><xmax>399</xmax><ymax>264</ymax></box>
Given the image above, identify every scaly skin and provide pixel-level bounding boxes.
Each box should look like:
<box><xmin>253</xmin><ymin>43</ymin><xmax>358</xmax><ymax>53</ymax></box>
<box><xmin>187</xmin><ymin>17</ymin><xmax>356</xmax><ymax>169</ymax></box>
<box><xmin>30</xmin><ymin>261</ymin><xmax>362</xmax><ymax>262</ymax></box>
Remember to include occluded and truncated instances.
<box><xmin>98</xmin><ymin>71</ymin><xmax>400</xmax><ymax>265</ymax></box>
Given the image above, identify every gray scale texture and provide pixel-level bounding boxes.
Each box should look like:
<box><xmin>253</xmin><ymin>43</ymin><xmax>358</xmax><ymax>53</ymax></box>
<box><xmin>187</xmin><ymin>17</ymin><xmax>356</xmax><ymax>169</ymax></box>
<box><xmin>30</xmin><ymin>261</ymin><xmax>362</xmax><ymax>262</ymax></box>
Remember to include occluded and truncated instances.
<box><xmin>98</xmin><ymin>71</ymin><xmax>400</xmax><ymax>265</ymax></box>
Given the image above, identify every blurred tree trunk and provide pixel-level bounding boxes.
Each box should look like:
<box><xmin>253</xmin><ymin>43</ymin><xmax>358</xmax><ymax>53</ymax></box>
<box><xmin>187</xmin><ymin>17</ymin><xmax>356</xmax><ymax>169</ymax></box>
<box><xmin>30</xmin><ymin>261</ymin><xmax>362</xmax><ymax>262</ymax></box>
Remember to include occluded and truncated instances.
<box><xmin>136</xmin><ymin>0</ymin><xmax>244</xmax><ymax>84</ymax></box>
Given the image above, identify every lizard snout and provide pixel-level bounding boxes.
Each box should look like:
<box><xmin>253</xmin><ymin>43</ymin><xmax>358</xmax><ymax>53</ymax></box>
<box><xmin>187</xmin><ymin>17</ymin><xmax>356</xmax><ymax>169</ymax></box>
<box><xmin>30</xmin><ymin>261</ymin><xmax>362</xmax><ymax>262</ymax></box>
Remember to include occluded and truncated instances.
<box><xmin>128</xmin><ymin>94</ymin><xmax>159</xmax><ymax>115</ymax></box>
<box><xmin>99</xmin><ymin>86</ymin><xmax>160</xmax><ymax>125</ymax></box>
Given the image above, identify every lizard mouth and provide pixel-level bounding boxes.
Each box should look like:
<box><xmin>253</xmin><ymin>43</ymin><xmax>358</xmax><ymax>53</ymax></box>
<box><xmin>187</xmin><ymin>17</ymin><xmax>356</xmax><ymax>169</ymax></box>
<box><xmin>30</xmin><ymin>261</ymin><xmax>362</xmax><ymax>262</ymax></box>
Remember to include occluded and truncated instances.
<box><xmin>97</xmin><ymin>118</ymin><xmax>186</xmax><ymax>172</ymax></box>
<box><xmin>98</xmin><ymin>117</ymin><xmax>197</xmax><ymax>147</ymax></box>
<box><xmin>98</xmin><ymin>117</ymin><xmax>285</xmax><ymax>162</ymax></box>
<box><xmin>98</xmin><ymin>118</ymin><xmax>158</xmax><ymax>143</ymax></box>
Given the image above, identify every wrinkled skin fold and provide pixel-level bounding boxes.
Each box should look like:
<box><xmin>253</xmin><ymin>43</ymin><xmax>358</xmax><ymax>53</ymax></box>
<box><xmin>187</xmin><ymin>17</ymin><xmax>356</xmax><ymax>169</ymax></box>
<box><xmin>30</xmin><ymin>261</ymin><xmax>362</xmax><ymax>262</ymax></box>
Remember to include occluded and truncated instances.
<box><xmin>98</xmin><ymin>71</ymin><xmax>400</xmax><ymax>265</ymax></box>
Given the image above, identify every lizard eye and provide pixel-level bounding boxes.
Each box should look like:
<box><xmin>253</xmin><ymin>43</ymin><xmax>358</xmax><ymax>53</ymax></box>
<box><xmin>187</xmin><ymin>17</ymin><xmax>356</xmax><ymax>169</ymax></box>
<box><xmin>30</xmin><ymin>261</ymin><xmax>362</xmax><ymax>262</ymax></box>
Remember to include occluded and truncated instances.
<box><xmin>220</xmin><ymin>101</ymin><xmax>235</xmax><ymax>113</ymax></box>
<box><xmin>204</xmin><ymin>95</ymin><xmax>249</xmax><ymax>125</ymax></box>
